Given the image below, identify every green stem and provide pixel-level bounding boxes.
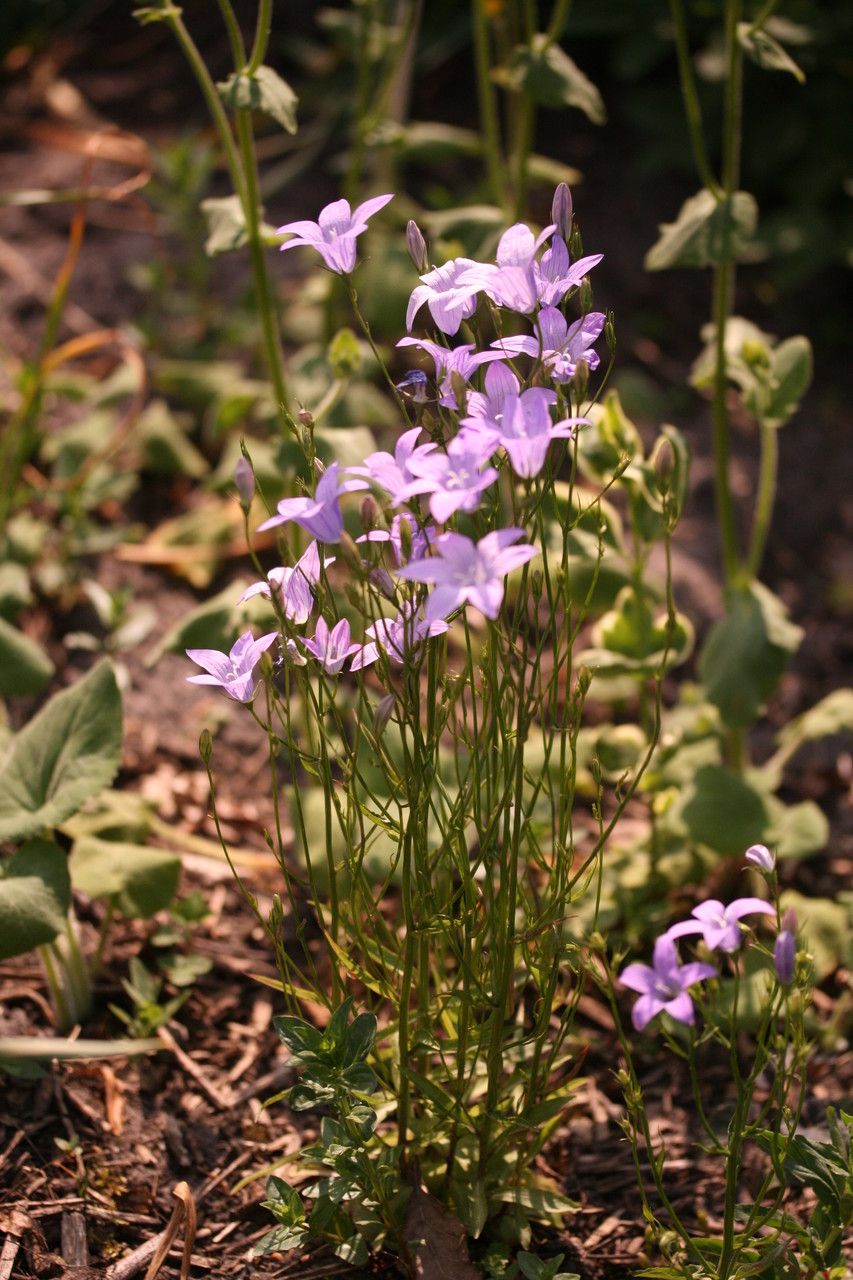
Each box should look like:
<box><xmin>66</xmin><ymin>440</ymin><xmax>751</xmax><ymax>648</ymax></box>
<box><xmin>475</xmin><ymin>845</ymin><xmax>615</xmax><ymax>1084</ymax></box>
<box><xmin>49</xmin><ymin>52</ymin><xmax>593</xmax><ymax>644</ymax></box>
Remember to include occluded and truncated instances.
<box><xmin>710</xmin><ymin>0</ymin><xmax>745</xmax><ymax>588</ymax></box>
<box><xmin>745</xmin><ymin>417</ymin><xmax>778</xmax><ymax>578</ymax></box>
<box><xmin>247</xmin><ymin>0</ymin><xmax>273</xmax><ymax>74</ymax></box>
<box><xmin>39</xmin><ymin>943</ymin><xmax>73</xmax><ymax>1030</ymax></box>
<box><xmin>669</xmin><ymin>0</ymin><xmax>723</xmax><ymax>197</ymax></box>
<box><xmin>472</xmin><ymin>0</ymin><xmax>507</xmax><ymax>211</ymax></box>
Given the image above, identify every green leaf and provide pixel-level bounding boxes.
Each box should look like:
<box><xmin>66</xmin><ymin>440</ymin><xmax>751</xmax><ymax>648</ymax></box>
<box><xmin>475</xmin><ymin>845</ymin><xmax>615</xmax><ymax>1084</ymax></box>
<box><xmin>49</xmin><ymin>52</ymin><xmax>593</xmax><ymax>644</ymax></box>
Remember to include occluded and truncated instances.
<box><xmin>69</xmin><ymin>838</ymin><xmax>180</xmax><ymax>917</ymax></box>
<box><xmin>763</xmin><ymin>335</ymin><xmax>812</xmax><ymax>426</ymax></box>
<box><xmin>0</xmin><ymin>839</ymin><xmax>70</xmax><ymax>960</ymax></box>
<box><xmin>780</xmin><ymin>891</ymin><xmax>853</xmax><ymax>979</ymax></box>
<box><xmin>680</xmin><ymin>765</ymin><xmax>769</xmax><ymax>856</ymax></box>
<box><xmin>737</xmin><ymin>23</ymin><xmax>805</xmax><ymax>83</ymax></box>
<box><xmin>777</xmin><ymin>687</ymin><xmax>853</xmax><ymax>753</ymax></box>
<box><xmin>764</xmin><ymin>797</ymin><xmax>828</xmax><ymax>861</ymax></box>
<box><xmin>645</xmin><ymin>189</ymin><xmax>758</xmax><ymax>271</ymax></box>
<box><xmin>262</xmin><ymin>1176</ymin><xmax>305</xmax><ymax>1225</ymax></box>
<box><xmin>500</xmin><ymin>35</ymin><xmax>606</xmax><ymax>124</ymax></box>
<box><xmin>582</xmin><ymin>588</ymin><xmax>693</xmax><ymax>676</ymax></box>
<box><xmin>0</xmin><ymin>616</ymin><xmax>54</xmax><ymax>696</ymax></box>
<box><xmin>273</xmin><ymin>1014</ymin><xmax>323</xmax><ymax>1061</ymax></box>
<box><xmin>252</xmin><ymin>1223</ymin><xmax>308</xmax><ymax>1257</ymax></box>
<box><xmin>327</xmin><ymin>327</ymin><xmax>362</xmax><ymax>380</ymax></box>
<box><xmin>343</xmin><ymin>1011</ymin><xmax>377</xmax><ymax>1065</ymax></box>
<box><xmin>218</xmin><ymin>66</ymin><xmax>298</xmax><ymax>134</ymax></box>
<box><xmin>0</xmin><ymin>661</ymin><xmax>123</xmax><ymax>842</ymax></box>
<box><xmin>699</xmin><ymin>582</ymin><xmax>803</xmax><ymax>728</ymax></box>
<box><xmin>200</xmin><ymin>194</ymin><xmax>277</xmax><ymax>256</ymax></box>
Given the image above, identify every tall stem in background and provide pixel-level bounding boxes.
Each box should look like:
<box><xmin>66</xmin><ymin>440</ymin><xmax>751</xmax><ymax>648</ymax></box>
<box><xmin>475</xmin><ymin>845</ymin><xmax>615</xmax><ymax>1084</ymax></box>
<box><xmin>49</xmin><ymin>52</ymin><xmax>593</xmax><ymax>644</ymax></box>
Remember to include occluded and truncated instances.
<box><xmin>472</xmin><ymin>0</ymin><xmax>508</xmax><ymax>212</ymax></box>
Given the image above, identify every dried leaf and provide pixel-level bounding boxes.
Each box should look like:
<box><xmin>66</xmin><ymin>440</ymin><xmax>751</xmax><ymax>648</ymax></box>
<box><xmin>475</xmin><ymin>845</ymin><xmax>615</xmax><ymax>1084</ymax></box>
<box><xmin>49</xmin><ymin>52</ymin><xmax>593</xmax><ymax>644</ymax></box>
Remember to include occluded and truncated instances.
<box><xmin>402</xmin><ymin>1185</ymin><xmax>480</xmax><ymax>1279</ymax></box>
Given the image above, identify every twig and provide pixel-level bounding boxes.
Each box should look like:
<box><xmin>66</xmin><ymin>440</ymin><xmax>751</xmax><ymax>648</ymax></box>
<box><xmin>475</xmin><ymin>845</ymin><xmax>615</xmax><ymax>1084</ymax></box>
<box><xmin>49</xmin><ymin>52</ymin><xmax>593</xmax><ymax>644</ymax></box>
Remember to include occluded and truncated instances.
<box><xmin>156</xmin><ymin>1027</ymin><xmax>233</xmax><ymax>1110</ymax></box>
<box><xmin>0</xmin><ymin>1238</ymin><xmax>20</xmax><ymax>1280</ymax></box>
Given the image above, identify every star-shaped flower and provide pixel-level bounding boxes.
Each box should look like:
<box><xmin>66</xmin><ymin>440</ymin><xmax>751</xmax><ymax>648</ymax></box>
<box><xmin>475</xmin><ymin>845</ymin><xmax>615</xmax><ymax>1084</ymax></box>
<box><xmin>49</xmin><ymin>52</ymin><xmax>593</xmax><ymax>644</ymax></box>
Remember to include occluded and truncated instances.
<box><xmin>186</xmin><ymin>630</ymin><xmax>277</xmax><ymax>703</ymax></box>
<box><xmin>667</xmin><ymin>897</ymin><xmax>775</xmax><ymax>954</ymax></box>
<box><xmin>620</xmin><ymin>935</ymin><xmax>717</xmax><ymax>1031</ymax></box>
<box><xmin>396</xmin><ymin>528</ymin><xmax>538</xmax><ymax>621</ymax></box>
<box><xmin>277</xmin><ymin>194</ymin><xmax>393</xmax><ymax>274</ymax></box>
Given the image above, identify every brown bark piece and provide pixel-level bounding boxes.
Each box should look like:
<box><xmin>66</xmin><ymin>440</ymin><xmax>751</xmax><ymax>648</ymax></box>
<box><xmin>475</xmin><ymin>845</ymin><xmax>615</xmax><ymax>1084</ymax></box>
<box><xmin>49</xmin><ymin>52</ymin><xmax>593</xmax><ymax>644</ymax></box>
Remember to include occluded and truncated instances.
<box><xmin>402</xmin><ymin>1185</ymin><xmax>480</xmax><ymax>1280</ymax></box>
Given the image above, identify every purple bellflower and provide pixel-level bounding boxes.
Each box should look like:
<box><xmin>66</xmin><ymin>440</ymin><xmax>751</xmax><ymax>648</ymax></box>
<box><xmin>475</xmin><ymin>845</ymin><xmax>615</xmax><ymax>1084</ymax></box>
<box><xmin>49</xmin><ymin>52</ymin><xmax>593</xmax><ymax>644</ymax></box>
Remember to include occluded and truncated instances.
<box><xmin>237</xmin><ymin>540</ymin><xmax>332</xmax><ymax>624</ymax></box>
<box><xmin>745</xmin><ymin>844</ymin><xmax>775</xmax><ymax>873</ymax></box>
<box><xmin>396</xmin><ymin>528</ymin><xmax>538</xmax><ymax>622</ymax></box>
<box><xmin>620</xmin><ymin>935</ymin><xmax>717</xmax><ymax>1031</ymax></box>
<box><xmin>457</xmin><ymin>222</ymin><xmax>555</xmax><ymax>314</ymax></box>
<box><xmin>350</xmin><ymin>604</ymin><xmax>449</xmax><ymax>671</ymax></box>
<box><xmin>277</xmin><ymin>194</ymin><xmax>393</xmax><ymax>274</ymax></box>
<box><xmin>257</xmin><ymin>463</ymin><xmax>365</xmax><ymax>544</ymax></box>
<box><xmin>463</xmin><ymin>387</ymin><xmax>588</xmax><ymax>480</ymax></box>
<box><xmin>301</xmin><ymin>616</ymin><xmax>361</xmax><ymax>675</ymax></box>
<box><xmin>406</xmin><ymin>257</ymin><xmax>481</xmax><ymax>336</ymax></box>
<box><xmin>774</xmin><ymin>910</ymin><xmax>797</xmax><ymax>985</ymax></box>
<box><xmin>667</xmin><ymin>897</ymin><xmax>775</xmax><ymax>954</ymax></box>
<box><xmin>396</xmin><ymin>338</ymin><xmax>503</xmax><ymax>408</ymax></box>
<box><xmin>403</xmin><ymin>434</ymin><xmax>499</xmax><ymax>523</ymax></box>
<box><xmin>465</xmin><ymin>361</ymin><xmax>520</xmax><ymax>424</ymax></box>
<box><xmin>186</xmin><ymin>630</ymin><xmax>277</xmax><ymax>703</ymax></box>
<box><xmin>494</xmin><ymin>306</ymin><xmax>606</xmax><ymax>384</ymax></box>
<box><xmin>535</xmin><ymin>236</ymin><xmax>603</xmax><ymax>308</ymax></box>
<box><xmin>347</xmin><ymin>427</ymin><xmax>436</xmax><ymax>504</ymax></box>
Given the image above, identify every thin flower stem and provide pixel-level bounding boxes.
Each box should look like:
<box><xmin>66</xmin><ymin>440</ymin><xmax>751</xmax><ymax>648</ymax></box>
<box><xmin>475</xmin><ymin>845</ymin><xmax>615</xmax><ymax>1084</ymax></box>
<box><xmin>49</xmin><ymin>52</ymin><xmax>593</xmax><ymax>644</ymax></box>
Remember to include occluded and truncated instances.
<box><xmin>745</xmin><ymin>417</ymin><xmax>778</xmax><ymax>578</ymax></box>
<box><xmin>247</xmin><ymin>0</ymin><xmax>273</xmax><ymax>75</ymax></box>
<box><xmin>668</xmin><ymin>0</ymin><xmax>723</xmax><ymax>199</ymax></box>
<box><xmin>472</xmin><ymin>0</ymin><xmax>508</xmax><ymax>212</ymax></box>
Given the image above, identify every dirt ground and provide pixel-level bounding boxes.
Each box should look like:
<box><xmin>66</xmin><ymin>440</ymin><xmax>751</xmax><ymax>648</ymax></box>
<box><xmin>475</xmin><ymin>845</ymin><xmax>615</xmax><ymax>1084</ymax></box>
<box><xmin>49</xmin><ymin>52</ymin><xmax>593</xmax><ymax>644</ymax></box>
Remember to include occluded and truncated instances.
<box><xmin>1</xmin><ymin>5</ymin><xmax>851</xmax><ymax>1278</ymax></box>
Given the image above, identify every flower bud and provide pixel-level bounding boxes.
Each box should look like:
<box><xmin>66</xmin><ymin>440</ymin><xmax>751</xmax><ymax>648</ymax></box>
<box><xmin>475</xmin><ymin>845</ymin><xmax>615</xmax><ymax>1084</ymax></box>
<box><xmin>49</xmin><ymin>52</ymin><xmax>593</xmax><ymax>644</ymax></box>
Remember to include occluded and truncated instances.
<box><xmin>373</xmin><ymin>692</ymin><xmax>395</xmax><ymax>735</ymax></box>
<box><xmin>338</xmin><ymin>531</ymin><xmax>364</xmax><ymax>575</ymax></box>
<box><xmin>406</xmin><ymin>219</ymin><xmax>429</xmax><ymax>274</ymax></box>
<box><xmin>360</xmin><ymin>495</ymin><xmax>380</xmax><ymax>531</ymax></box>
<box><xmin>605</xmin><ymin>311</ymin><xmax>616</xmax><ymax>354</ymax></box>
<box><xmin>578</xmin><ymin>278</ymin><xmax>593</xmax><ymax>315</ymax></box>
<box><xmin>572</xmin><ymin>359</ymin><xmax>589</xmax><ymax>403</ymax></box>
<box><xmin>774</xmin><ymin>921</ymin><xmax>796</xmax><ymax>986</ymax></box>
<box><xmin>569</xmin><ymin>223</ymin><xmax>583</xmax><ymax>260</ymax></box>
<box><xmin>298</xmin><ymin>406</ymin><xmax>314</xmax><ymax>429</ymax></box>
<box><xmin>198</xmin><ymin>728</ymin><xmax>213</xmax><ymax>764</ymax></box>
<box><xmin>551</xmin><ymin>182</ymin><xmax>573</xmax><ymax>243</ymax></box>
<box><xmin>450</xmin><ymin>370</ymin><xmax>468</xmax><ymax>415</ymax></box>
<box><xmin>369</xmin><ymin>566</ymin><xmax>397</xmax><ymax>601</ymax></box>
<box><xmin>234</xmin><ymin>456</ymin><xmax>255</xmax><ymax>509</ymax></box>
<box><xmin>745</xmin><ymin>843</ymin><xmax>775</xmax><ymax>873</ymax></box>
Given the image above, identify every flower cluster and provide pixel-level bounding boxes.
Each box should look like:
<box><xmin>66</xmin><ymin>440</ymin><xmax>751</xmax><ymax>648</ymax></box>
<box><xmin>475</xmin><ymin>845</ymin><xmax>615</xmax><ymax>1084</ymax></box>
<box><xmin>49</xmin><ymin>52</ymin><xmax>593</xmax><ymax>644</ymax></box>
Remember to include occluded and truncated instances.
<box><xmin>186</xmin><ymin>187</ymin><xmax>603</xmax><ymax>693</ymax></box>
<box><xmin>619</xmin><ymin>846</ymin><xmax>795</xmax><ymax>1031</ymax></box>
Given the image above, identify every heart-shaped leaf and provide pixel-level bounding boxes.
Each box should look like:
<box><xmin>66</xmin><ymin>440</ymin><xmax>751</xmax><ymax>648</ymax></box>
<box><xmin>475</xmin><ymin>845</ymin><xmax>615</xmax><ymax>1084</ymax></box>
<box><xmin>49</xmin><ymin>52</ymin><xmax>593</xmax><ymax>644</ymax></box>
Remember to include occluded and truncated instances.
<box><xmin>645</xmin><ymin>189</ymin><xmax>758</xmax><ymax>271</ymax></box>
<box><xmin>680</xmin><ymin>765</ymin><xmax>769</xmax><ymax>856</ymax></box>
<box><xmin>0</xmin><ymin>661</ymin><xmax>122</xmax><ymax>842</ymax></box>
<box><xmin>0</xmin><ymin>839</ymin><xmax>71</xmax><ymax>960</ymax></box>
<box><xmin>0</xmin><ymin>616</ymin><xmax>54</xmax><ymax>696</ymax></box>
<box><xmin>69</xmin><ymin>837</ymin><xmax>180</xmax><ymax>917</ymax></box>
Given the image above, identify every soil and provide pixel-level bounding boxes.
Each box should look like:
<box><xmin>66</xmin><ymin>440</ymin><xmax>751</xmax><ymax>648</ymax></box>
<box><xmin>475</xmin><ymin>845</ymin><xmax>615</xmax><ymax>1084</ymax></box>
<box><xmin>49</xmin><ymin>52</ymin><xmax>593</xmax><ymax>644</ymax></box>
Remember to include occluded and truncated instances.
<box><xmin>1</xmin><ymin>5</ymin><xmax>851</xmax><ymax>1279</ymax></box>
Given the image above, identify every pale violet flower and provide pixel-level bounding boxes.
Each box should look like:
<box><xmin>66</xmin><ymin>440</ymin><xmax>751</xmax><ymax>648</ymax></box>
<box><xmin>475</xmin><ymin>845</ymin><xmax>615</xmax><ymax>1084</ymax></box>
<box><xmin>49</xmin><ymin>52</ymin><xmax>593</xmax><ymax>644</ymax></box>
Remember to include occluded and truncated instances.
<box><xmin>396</xmin><ymin>528</ymin><xmax>538</xmax><ymax>621</ymax></box>
<box><xmin>465</xmin><ymin>361</ymin><xmax>520</xmax><ymax>424</ymax></box>
<box><xmin>406</xmin><ymin>257</ymin><xmax>481</xmax><ymax>336</ymax></box>
<box><xmin>456</xmin><ymin>221</ymin><xmax>555</xmax><ymax>314</ymax></box>
<box><xmin>667</xmin><ymin>897</ymin><xmax>775</xmax><ymax>954</ymax></box>
<box><xmin>277</xmin><ymin>194</ymin><xmax>393</xmax><ymax>274</ymax></box>
<box><xmin>535</xmin><ymin>236</ymin><xmax>603</xmax><ymax>308</ymax></box>
<box><xmin>774</xmin><ymin>911</ymin><xmax>797</xmax><ymax>985</ymax></box>
<box><xmin>357</xmin><ymin>512</ymin><xmax>435</xmax><ymax>567</ymax></box>
<box><xmin>396</xmin><ymin>337</ymin><xmax>503</xmax><ymax>408</ymax></box>
<box><xmin>351</xmin><ymin>605</ymin><xmax>448</xmax><ymax>671</ymax></box>
<box><xmin>347</xmin><ymin>427</ymin><xmax>436</xmax><ymax>505</ymax></box>
<box><xmin>237</xmin><ymin>540</ymin><xmax>333</xmax><ymax>624</ymax></box>
<box><xmin>257</xmin><ymin>463</ymin><xmax>365</xmax><ymax>543</ymax></box>
<box><xmin>403</xmin><ymin>433</ymin><xmax>499</xmax><ymax>523</ymax></box>
<box><xmin>620</xmin><ymin>935</ymin><xmax>717</xmax><ymax>1031</ymax></box>
<box><xmin>186</xmin><ymin>630</ymin><xmax>277</xmax><ymax>703</ymax></box>
<box><xmin>301</xmin><ymin>616</ymin><xmax>361</xmax><ymax>675</ymax></box>
<box><xmin>493</xmin><ymin>306</ymin><xmax>605</xmax><ymax>383</ymax></box>
<box><xmin>745</xmin><ymin>844</ymin><xmax>775</xmax><ymax>873</ymax></box>
<box><xmin>480</xmin><ymin>389</ymin><xmax>588</xmax><ymax>480</ymax></box>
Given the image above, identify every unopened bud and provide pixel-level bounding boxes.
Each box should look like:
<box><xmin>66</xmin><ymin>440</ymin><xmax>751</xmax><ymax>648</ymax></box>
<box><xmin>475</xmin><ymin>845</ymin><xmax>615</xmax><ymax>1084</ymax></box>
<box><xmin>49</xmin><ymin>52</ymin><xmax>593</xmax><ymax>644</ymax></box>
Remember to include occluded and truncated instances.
<box><xmin>406</xmin><ymin>219</ymin><xmax>429</xmax><ymax>273</ymax></box>
<box><xmin>360</xmin><ymin>495</ymin><xmax>379</xmax><ymax>531</ymax></box>
<box><xmin>298</xmin><ymin>407</ymin><xmax>314</xmax><ymax>430</ymax></box>
<box><xmin>530</xmin><ymin>569</ymin><xmax>543</xmax><ymax>602</ymax></box>
<box><xmin>234</xmin><ymin>455</ymin><xmax>255</xmax><ymax>508</ymax></box>
<box><xmin>651</xmin><ymin>438</ymin><xmax>675</xmax><ymax>494</ymax></box>
<box><xmin>569</xmin><ymin>223</ymin><xmax>583</xmax><ymax>260</ymax></box>
<box><xmin>575</xmin><ymin>665</ymin><xmax>592</xmax><ymax>696</ymax></box>
<box><xmin>338</xmin><ymin>531</ymin><xmax>364</xmax><ymax>575</ymax></box>
<box><xmin>605</xmin><ymin>311</ymin><xmax>616</xmax><ymax>353</ymax></box>
<box><xmin>369</xmin><ymin>566</ymin><xmax>396</xmax><ymax>601</ymax></box>
<box><xmin>450</xmin><ymin>370</ymin><xmax>467</xmax><ymax>415</ymax></box>
<box><xmin>572</xmin><ymin>359</ymin><xmax>589</xmax><ymax>402</ymax></box>
<box><xmin>745</xmin><ymin>843</ymin><xmax>775</xmax><ymax>873</ymax></box>
<box><xmin>551</xmin><ymin>182</ymin><xmax>573</xmax><ymax>243</ymax></box>
<box><xmin>373</xmin><ymin>692</ymin><xmax>395</xmax><ymax>735</ymax></box>
<box><xmin>578</xmin><ymin>278</ymin><xmax>593</xmax><ymax>315</ymax></box>
<box><xmin>398</xmin><ymin>515</ymin><xmax>413</xmax><ymax>563</ymax></box>
<box><xmin>198</xmin><ymin>728</ymin><xmax>213</xmax><ymax>764</ymax></box>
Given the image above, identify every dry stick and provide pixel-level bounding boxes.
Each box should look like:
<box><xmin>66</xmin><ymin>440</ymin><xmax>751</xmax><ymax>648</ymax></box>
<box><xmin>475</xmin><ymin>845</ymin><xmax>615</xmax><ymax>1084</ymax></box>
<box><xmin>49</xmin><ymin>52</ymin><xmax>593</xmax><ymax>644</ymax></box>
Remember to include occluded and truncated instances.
<box><xmin>156</xmin><ymin>1027</ymin><xmax>233</xmax><ymax>1111</ymax></box>
<box><xmin>0</xmin><ymin>1238</ymin><xmax>19</xmax><ymax>1280</ymax></box>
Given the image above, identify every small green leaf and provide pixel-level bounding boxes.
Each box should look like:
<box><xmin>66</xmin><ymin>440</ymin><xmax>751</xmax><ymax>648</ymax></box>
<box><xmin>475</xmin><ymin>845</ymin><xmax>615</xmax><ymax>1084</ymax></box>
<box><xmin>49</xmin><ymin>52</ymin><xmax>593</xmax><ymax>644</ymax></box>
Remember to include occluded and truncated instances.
<box><xmin>0</xmin><ymin>839</ymin><xmax>70</xmax><ymax>960</ymax></box>
<box><xmin>699</xmin><ymin>582</ymin><xmax>802</xmax><ymax>728</ymax></box>
<box><xmin>0</xmin><ymin>616</ymin><xmax>54</xmax><ymax>696</ymax></box>
<box><xmin>273</xmin><ymin>1014</ymin><xmax>323</xmax><ymax>1060</ymax></box>
<box><xmin>342</xmin><ymin>1011</ymin><xmax>377</xmax><ymax>1065</ymax></box>
<box><xmin>645</xmin><ymin>189</ymin><xmax>758</xmax><ymax>271</ymax></box>
<box><xmin>218</xmin><ymin>65</ymin><xmax>298</xmax><ymax>134</ymax></box>
<box><xmin>737</xmin><ymin>23</ymin><xmax>805</xmax><ymax>83</ymax></box>
<box><xmin>777</xmin><ymin>687</ymin><xmax>853</xmax><ymax>753</ymax></box>
<box><xmin>500</xmin><ymin>36</ymin><xmax>606</xmax><ymax>124</ymax></box>
<box><xmin>765</xmin><ymin>798</ymin><xmax>828</xmax><ymax>861</ymax></box>
<box><xmin>0</xmin><ymin>661</ymin><xmax>123</xmax><ymax>843</ymax></box>
<box><xmin>252</xmin><ymin>1223</ymin><xmax>308</xmax><ymax>1257</ymax></box>
<box><xmin>764</xmin><ymin>335</ymin><xmax>812</xmax><ymax>426</ymax></box>
<box><xmin>200</xmin><ymin>194</ymin><xmax>277</xmax><ymax>256</ymax></box>
<box><xmin>327</xmin><ymin>328</ymin><xmax>362</xmax><ymax>380</ymax></box>
<box><xmin>680</xmin><ymin>765</ymin><xmax>769</xmax><ymax>856</ymax></box>
<box><xmin>69</xmin><ymin>838</ymin><xmax>180</xmax><ymax>917</ymax></box>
